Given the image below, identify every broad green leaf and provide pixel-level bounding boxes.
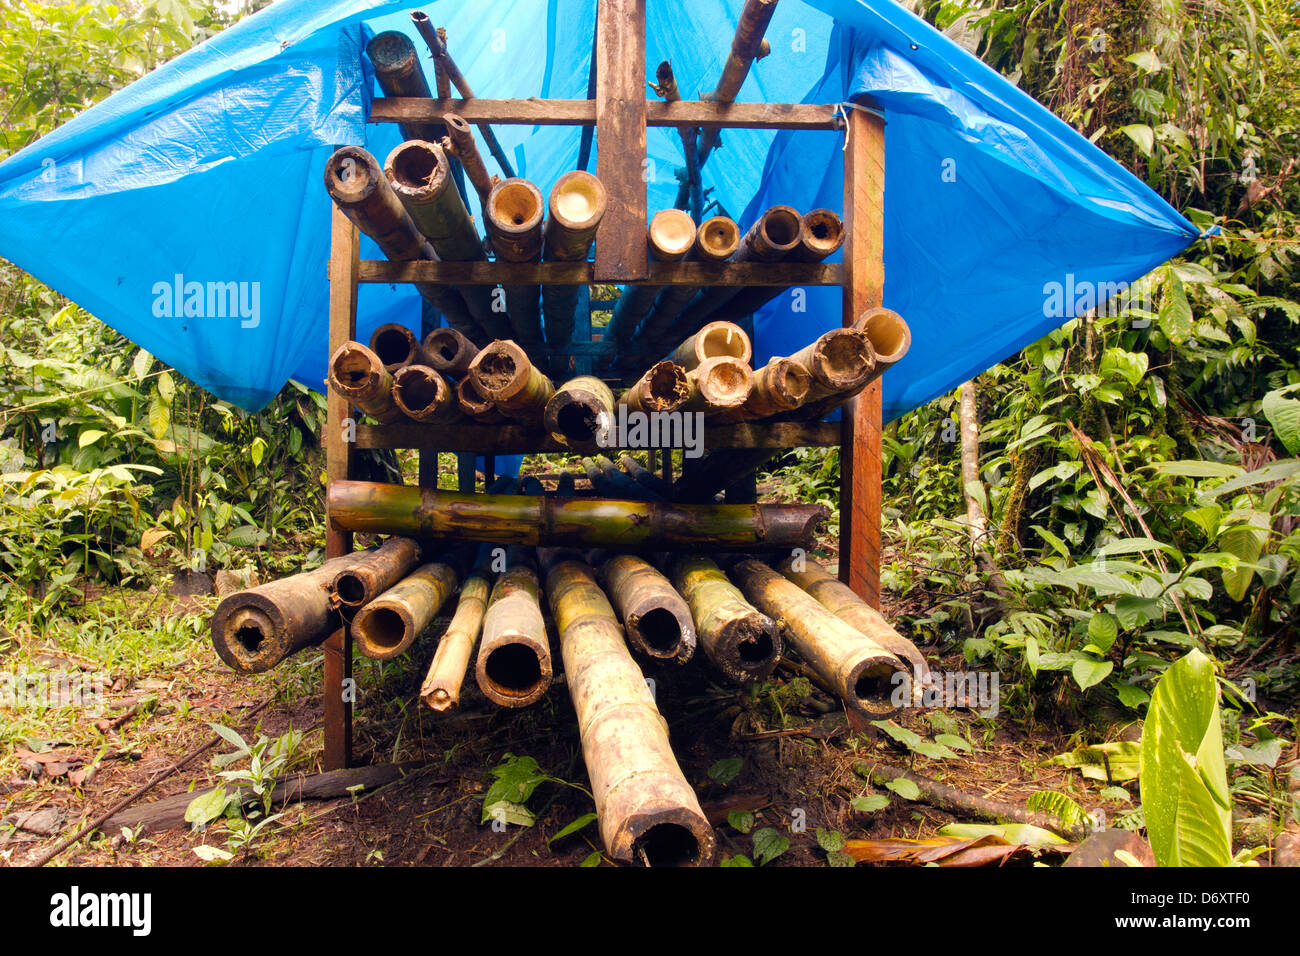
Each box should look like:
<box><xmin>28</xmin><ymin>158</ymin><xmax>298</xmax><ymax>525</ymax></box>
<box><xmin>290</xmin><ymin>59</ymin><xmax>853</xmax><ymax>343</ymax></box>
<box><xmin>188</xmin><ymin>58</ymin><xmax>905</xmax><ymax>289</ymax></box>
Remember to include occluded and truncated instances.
<box><xmin>157</xmin><ymin>370</ymin><xmax>175</xmax><ymax>404</ymax></box>
<box><xmin>131</xmin><ymin>348</ymin><xmax>153</xmax><ymax>381</ymax></box>
<box><xmin>1048</xmin><ymin>741</ymin><xmax>1141</xmax><ymax>782</ymax></box>
<box><xmin>1218</xmin><ymin>514</ymin><xmax>1270</xmax><ymax>601</ymax></box>
<box><xmin>727</xmin><ymin>809</ymin><xmax>755</xmax><ymax>834</ymax></box>
<box><xmin>147</xmin><ymin>398</ymin><xmax>170</xmax><ymax>440</ymax></box>
<box><xmin>1120</xmin><ymin>123</ymin><xmax>1155</xmax><ymax>156</ymax></box>
<box><xmin>1183</xmin><ymin>504</ymin><xmax>1223</xmax><ymax>541</ymax></box>
<box><xmin>720</xmin><ymin>854</ymin><xmax>754</xmax><ymax>867</ymax></box>
<box><xmin>939</xmin><ymin>822</ymin><xmax>1068</xmax><ymax>846</ymax></box>
<box><xmin>815</xmin><ymin>828</ymin><xmax>846</xmax><ymax>852</ymax></box>
<box><xmin>1088</xmin><ymin>612</ymin><xmax>1119</xmax><ymax>652</ymax></box>
<box><xmin>1262</xmin><ymin>386</ymin><xmax>1300</xmax><ymax>455</ymax></box>
<box><xmin>884</xmin><ymin>778</ymin><xmax>921</xmax><ymax>800</ymax></box>
<box><xmin>1140</xmin><ymin>649</ymin><xmax>1233</xmax><ymax>867</ymax></box>
<box><xmin>708</xmin><ymin>757</ymin><xmax>743</xmax><ymax>785</ymax></box>
<box><xmin>482</xmin><ymin>800</ymin><xmax>535</xmax><ymax>828</ymax></box>
<box><xmin>1072</xmin><ymin>658</ymin><xmax>1114</xmax><ymax>691</ymax></box>
<box><xmin>185</xmin><ymin>786</ymin><xmax>229</xmax><ymax>826</ymax></box>
<box><xmin>580</xmin><ymin>851</ymin><xmax>603</xmax><ymax>867</ymax></box>
<box><xmin>1116</xmin><ymin>683</ymin><xmax>1151</xmax><ymax>710</ymax></box>
<box><xmin>871</xmin><ymin>720</ymin><xmax>958</xmax><ymax>759</ymax></box>
<box><xmin>935</xmin><ymin>733</ymin><xmax>973</xmax><ymax>752</ymax></box>
<box><xmin>752</xmin><ymin>827</ymin><xmax>789</xmax><ymax>866</ymax></box>
<box><xmin>851</xmin><ymin>793</ymin><xmax>891</xmax><ymax>813</ymax></box>
<box><xmin>78</xmin><ymin>429</ymin><xmax>106</xmax><ymax>448</ymax></box>
<box><xmin>192</xmin><ymin>844</ymin><xmax>234</xmax><ymax>862</ymax></box>
<box><xmin>1151</xmin><ymin>461</ymin><xmax>1243</xmax><ymax>480</ymax></box>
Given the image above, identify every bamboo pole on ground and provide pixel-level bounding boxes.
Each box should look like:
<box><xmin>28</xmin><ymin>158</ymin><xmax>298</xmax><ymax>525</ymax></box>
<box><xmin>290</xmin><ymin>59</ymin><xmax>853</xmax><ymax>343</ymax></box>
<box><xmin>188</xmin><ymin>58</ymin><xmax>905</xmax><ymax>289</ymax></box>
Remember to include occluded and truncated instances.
<box><xmin>542</xmin><ymin>171</ymin><xmax>607</xmax><ymax>347</ymax></box>
<box><xmin>602</xmin><ymin>209</ymin><xmax>696</xmax><ymax>365</ymax></box>
<box><xmin>546</xmin><ymin>558</ymin><xmax>714</xmax><ymax>865</ymax></box>
<box><xmin>475</xmin><ymin>555</ymin><xmax>551</xmax><ymax>708</ymax></box>
<box><xmin>665</xmin><ymin>320</ymin><xmax>752</xmax><ymax>372</ymax></box>
<box><xmin>618</xmin><ymin>361</ymin><xmax>689</xmax><ymax>414</ymax></box>
<box><xmin>327</xmin><ymin>341</ymin><xmax>404</xmax><ymax>424</ymax></box>
<box><xmin>729</xmin><ymin>559</ymin><xmax>906</xmax><ymax>718</ymax></box>
<box><xmin>484</xmin><ymin>177</ymin><xmax>546</xmax><ymax>350</ymax></box>
<box><xmin>353</xmin><ymin>561</ymin><xmax>459</xmax><ymax>660</ymax></box>
<box><xmin>422</xmin><ymin>327</ymin><xmax>478</xmax><ymax>378</ymax></box>
<box><xmin>544</xmin><ymin>375</ymin><xmax>616</xmax><ymax>449</ymax></box>
<box><xmin>327</xmin><ymin>481</ymin><xmax>829</xmax><ymax>551</ymax></box>
<box><xmin>421</xmin><ymin>561</ymin><xmax>494</xmax><ymax>711</ymax></box>
<box><xmin>324</xmin><ymin>146</ymin><xmax>482</xmax><ymax>342</ymax></box>
<box><xmin>329</xmin><ymin>536</ymin><xmax>424</xmax><ymax>615</ymax></box>
<box><xmin>391</xmin><ymin>364</ymin><xmax>459</xmax><ymax>423</ymax></box>
<box><xmin>468</xmin><ymin>339</ymin><xmax>555</xmax><ymax>422</ymax></box>
<box><xmin>672</xmin><ymin>555</ymin><xmax>780</xmax><ymax>683</ymax></box>
<box><xmin>599</xmin><ymin>554</ymin><xmax>696</xmax><ymax>663</ymax></box>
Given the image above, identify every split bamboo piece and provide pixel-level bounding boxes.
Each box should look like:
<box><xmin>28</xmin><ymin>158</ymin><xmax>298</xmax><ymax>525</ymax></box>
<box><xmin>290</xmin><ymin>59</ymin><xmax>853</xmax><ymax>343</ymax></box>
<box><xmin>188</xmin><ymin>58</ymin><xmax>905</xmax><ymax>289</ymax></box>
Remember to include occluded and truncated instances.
<box><xmin>684</xmin><ymin>356</ymin><xmax>753</xmax><ymax>413</ymax></box>
<box><xmin>544</xmin><ymin>375</ymin><xmax>615</xmax><ymax>448</ymax></box>
<box><xmin>542</xmin><ymin>171</ymin><xmax>608</xmax><ymax>347</ymax></box>
<box><xmin>455</xmin><ymin>374</ymin><xmax>504</xmax><ymax>423</ymax></box>
<box><xmin>327</xmin><ymin>341</ymin><xmax>403</xmax><ymax>424</ymax></box>
<box><xmin>442</xmin><ymin>112</ymin><xmax>496</xmax><ymax>208</ymax></box>
<box><xmin>391</xmin><ymin>365</ymin><xmax>459</xmax><ymax>423</ymax></box>
<box><xmin>329</xmin><ymin>536</ymin><xmax>423</xmax><ymax>614</ymax></box>
<box><xmin>600</xmin><ymin>554</ymin><xmax>696</xmax><ymax>663</ymax></box>
<box><xmin>484</xmin><ymin>177</ymin><xmax>546</xmax><ymax>350</ymax></box>
<box><xmin>634</xmin><ymin>216</ymin><xmax>741</xmax><ymax>366</ymax></box>
<box><xmin>476</xmin><ymin>556</ymin><xmax>551</xmax><ymax>708</ymax></box>
<box><xmin>384</xmin><ymin>140</ymin><xmax>508</xmax><ymax>340</ymax></box>
<box><xmin>422</xmin><ymin>327</ymin><xmax>478</xmax><ymax>378</ymax></box>
<box><xmin>547</xmin><ymin>558</ymin><xmax>714</xmax><ymax>865</ymax></box>
<box><xmin>211</xmin><ymin>556</ymin><xmax>355</xmax><ymax>674</ymax></box>
<box><xmin>602</xmin><ymin>209</ymin><xmax>697</xmax><ymax>363</ymax></box>
<box><xmin>776</xmin><ymin>556</ymin><xmax>928</xmax><ymax>683</ymax></box>
<box><xmin>730</xmin><ymin>559</ymin><xmax>906</xmax><ymax>718</ymax></box>
<box><xmin>665</xmin><ymin>320</ymin><xmax>752</xmax><ymax>372</ymax></box>
<box><xmin>369</xmin><ymin>323</ymin><xmax>424</xmax><ymax>372</ymax></box>
<box><xmin>353</xmin><ymin>561</ymin><xmax>458</xmax><ymax>660</ymax></box>
<box><xmin>618</xmin><ymin>361</ymin><xmax>690</xmax><ymax>414</ymax></box>
<box><xmin>421</xmin><ymin>562</ymin><xmax>494</xmax><ymax>711</ymax></box>
<box><xmin>468</xmin><ymin>339</ymin><xmax>555</xmax><ymax>421</ymax></box>
<box><xmin>327</xmin><ymin>481</ymin><xmax>829</xmax><ymax>551</ymax></box>
<box><xmin>672</xmin><ymin>555</ymin><xmax>780</xmax><ymax>683</ymax></box>
<box><xmin>324</xmin><ymin>146</ymin><xmax>481</xmax><ymax>342</ymax></box>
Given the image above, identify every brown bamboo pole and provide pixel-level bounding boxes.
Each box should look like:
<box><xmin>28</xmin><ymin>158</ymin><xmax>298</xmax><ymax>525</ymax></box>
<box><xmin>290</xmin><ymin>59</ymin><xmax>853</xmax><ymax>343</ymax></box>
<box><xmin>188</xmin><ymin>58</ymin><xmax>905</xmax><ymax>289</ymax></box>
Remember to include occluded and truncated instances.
<box><xmin>442</xmin><ymin>112</ymin><xmax>497</xmax><ymax>208</ymax></box>
<box><xmin>422</xmin><ymin>327</ymin><xmax>478</xmax><ymax>378</ymax></box>
<box><xmin>475</xmin><ymin>558</ymin><xmax>551</xmax><ymax>708</ymax></box>
<box><xmin>369</xmin><ymin>323</ymin><xmax>424</xmax><ymax>372</ymax></box>
<box><xmin>365</xmin><ymin>31</ymin><xmax>446</xmax><ymax>145</ymax></box>
<box><xmin>353</xmin><ymin>561</ymin><xmax>458</xmax><ymax>660</ymax></box>
<box><xmin>324</xmin><ymin>146</ymin><xmax>482</xmax><ymax>342</ymax></box>
<box><xmin>599</xmin><ymin>554</ymin><xmax>696</xmax><ymax>663</ymax></box>
<box><xmin>327</xmin><ymin>481</ymin><xmax>829</xmax><ymax>551</ymax></box>
<box><xmin>618</xmin><ymin>361</ymin><xmax>689</xmax><ymax>414</ymax></box>
<box><xmin>684</xmin><ymin>356</ymin><xmax>753</xmax><ymax>413</ymax></box>
<box><xmin>794</xmin><ymin>309</ymin><xmax>910</xmax><ymax>420</ymax></box>
<box><xmin>788</xmin><ymin>327</ymin><xmax>876</xmax><ymax>401</ymax></box>
<box><xmin>212</xmin><ymin>556</ymin><xmax>355</xmax><ymax>674</ymax></box>
<box><xmin>547</xmin><ymin>558</ymin><xmax>714</xmax><ymax>865</ymax></box>
<box><xmin>542</xmin><ymin>171</ymin><xmax>607</xmax><ymax>346</ymax></box>
<box><xmin>633</xmin><ymin>216</ymin><xmax>741</xmax><ymax>367</ymax></box>
<box><xmin>421</xmin><ymin>566</ymin><xmax>493</xmax><ymax>711</ymax></box>
<box><xmin>545</xmin><ymin>375</ymin><xmax>616</xmax><ymax>448</ymax></box>
<box><xmin>484</xmin><ymin>177</ymin><xmax>546</xmax><ymax>350</ymax></box>
<box><xmin>672</xmin><ymin>555</ymin><xmax>780</xmax><ymax>683</ymax></box>
<box><xmin>710</xmin><ymin>209</ymin><xmax>845</xmax><ymax>324</ymax></box>
<box><xmin>455</xmin><ymin>374</ymin><xmax>505</xmax><ymax>423</ymax></box>
<box><xmin>467</xmin><ymin>339</ymin><xmax>555</xmax><ymax>422</ymax></box>
<box><xmin>602</xmin><ymin>209</ymin><xmax>696</xmax><ymax>364</ymax></box>
<box><xmin>391</xmin><ymin>364</ymin><xmax>459</xmax><ymax>423</ymax></box>
<box><xmin>665</xmin><ymin>320</ymin><xmax>752</xmax><ymax>372</ymax></box>
<box><xmin>729</xmin><ymin>560</ymin><xmax>906</xmax><ymax>718</ymax></box>
<box><xmin>727</xmin><ymin>358</ymin><xmax>811</xmax><ymax>421</ymax></box>
<box><xmin>651</xmin><ymin>61</ymin><xmax>703</xmax><ymax>220</ymax></box>
<box><xmin>329</xmin><ymin>536</ymin><xmax>424</xmax><ymax>614</ymax></box>
<box><xmin>327</xmin><ymin>341</ymin><xmax>404</xmax><ymax>424</ymax></box>
<box><xmin>776</xmin><ymin>556</ymin><xmax>928</xmax><ymax>683</ymax></box>
<box><xmin>618</xmin><ymin>454</ymin><xmax>674</xmax><ymax>500</ymax></box>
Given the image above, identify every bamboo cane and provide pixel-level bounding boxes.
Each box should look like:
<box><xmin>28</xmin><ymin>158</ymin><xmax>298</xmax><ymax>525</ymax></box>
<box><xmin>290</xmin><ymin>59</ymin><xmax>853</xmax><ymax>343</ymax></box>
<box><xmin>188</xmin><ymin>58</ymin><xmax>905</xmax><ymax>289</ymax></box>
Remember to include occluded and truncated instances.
<box><xmin>542</xmin><ymin>171</ymin><xmax>607</xmax><ymax>347</ymax></box>
<box><xmin>789</xmin><ymin>327</ymin><xmax>876</xmax><ymax>400</ymax></box>
<box><xmin>792</xmin><ymin>309</ymin><xmax>909</xmax><ymax>420</ymax></box>
<box><xmin>324</xmin><ymin>146</ymin><xmax>482</xmax><ymax>342</ymax></box>
<box><xmin>618</xmin><ymin>361</ymin><xmax>690</xmax><ymax>414</ymax></box>
<box><xmin>602</xmin><ymin>209</ymin><xmax>696</xmax><ymax>365</ymax></box>
<box><xmin>212</xmin><ymin>556</ymin><xmax>357</xmax><ymax>674</ymax></box>
<box><xmin>729</xmin><ymin>559</ymin><xmax>906</xmax><ymax>717</ymax></box>
<box><xmin>368</xmin><ymin>323</ymin><xmax>425</xmax><ymax>372</ymax></box>
<box><xmin>475</xmin><ymin>557</ymin><xmax>551</xmax><ymax>708</ymax></box>
<box><xmin>547</xmin><ymin>558</ymin><xmax>714</xmax><ymax>865</ymax></box>
<box><xmin>421</xmin><ymin>564</ymin><xmax>493</xmax><ymax>711</ymax></box>
<box><xmin>545</xmin><ymin>375</ymin><xmax>616</xmax><ymax>448</ymax></box>
<box><xmin>365</xmin><ymin>31</ymin><xmax>446</xmax><ymax>145</ymax></box>
<box><xmin>633</xmin><ymin>216</ymin><xmax>741</xmax><ymax>367</ymax></box>
<box><xmin>684</xmin><ymin>356</ymin><xmax>753</xmax><ymax>413</ymax></box>
<box><xmin>353</xmin><ymin>561</ymin><xmax>458</xmax><ymax>660</ymax></box>
<box><xmin>650</xmin><ymin>61</ymin><xmax>703</xmax><ymax>220</ymax></box>
<box><xmin>618</xmin><ymin>454</ymin><xmax>674</xmax><ymax>500</ymax></box>
<box><xmin>710</xmin><ymin>209</ymin><xmax>845</xmax><ymax>324</ymax></box>
<box><xmin>442</xmin><ymin>112</ymin><xmax>497</xmax><ymax>209</ymax></box>
<box><xmin>671</xmin><ymin>448</ymin><xmax>776</xmax><ymax>503</ymax></box>
<box><xmin>455</xmin><ymin>374</ymin><xmax>504</xmax><ymax>423</ymax></box>
<box><xmin>600</xmin><ymin>454</ymin><xmax>665</xmax><ymax>501</ymax></box>
<box><xmin>665</xmin><ymin>320</ymin><xmax>753</xmax><ymax>372</ymax></box>
<box><xmin>327</xmin><ymin>341</ymin><xmax>404</xmax><ymax>424</ymax></box>
<box><xmin>484</xmin><ymin>177</ymin><xmax>545</xmax><ymax>350</ymax></box>
<box><xmin>727</xmin><ymin>358</ymin><xmax>811</xmax><ymax>421</ymax></box>
<box><xmin>599</xmin><ymin>554</ymin><xmax>696</xmax><ymax>663</ymax></box>
<box><xmin>672</xmin><ymin>555</ymin><xmax>780</xmax><ymax>683</ymax></box>
<box><xmin>776</xmin><ymin>556</ymin><xmax>928</xmax><ymax>684</ymax></box>
<box><xmin>422</xmin><ymin>327</ymin><xmax>478</xmax><ymax>378</ymax></box>
<box><xmin>581</xmin><ymin>456</ymin><xmax>646</xmax><ymax>500</ymax></box>
<box><xmin>467</xmin><ymin>339</ymin><xmax>555</xmax><ymax>421</ymax></box>
<box><xmin>391</xmin><ymin>364</ymin><xmax>459</xmax><ymax>423</ymax></box>
<box><xmin>328</xmin><ymin>481</ymin><xmax>829</xmax><ymax>551</ymax></box>
<box><xmin>329</xmin><ymin>536</ymin><xmax>424</xmax><ymax>615</ymax></box>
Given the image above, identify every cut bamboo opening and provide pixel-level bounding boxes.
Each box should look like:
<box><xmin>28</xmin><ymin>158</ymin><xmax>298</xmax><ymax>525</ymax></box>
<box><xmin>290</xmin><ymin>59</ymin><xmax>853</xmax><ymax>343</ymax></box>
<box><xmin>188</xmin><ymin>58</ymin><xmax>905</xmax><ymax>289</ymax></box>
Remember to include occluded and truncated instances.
<box><xmin>442</xmin><ymin>111</ymin><xmax>496</xmax><ymax>208</ymax></box>
<box><xmin>667</xmin><ymin>320</ymin><xmax>752</xmax><ymax>371</ymax></box>
<box><xmin>368</xmin><ymin>323</ymin><xmax>423</xmax><ymax>372</ymax></box>
<box><xmin>454</xmin><ymin>374</ymin><xmax>504</xmax><ymax>423</ymax></box>
<box><xmin>476</xmin><ymin>560</ymin><xmax>551</xmax><ymax>708</ymax></box>
<box><xmin>543</xmin><ymin>171</ymin><xmax>608</xmax><ymax>347</ymax></box>
<box><xmin>391</xmin><ymin>364</ymin><xmax>458</xmax><ymax>423</ymax></box>
<box><xmin>353</xmin><ymin>561</ymin><xmax>458</xmax><ymax>660</ymax></box>
<box><xmin>327</xmin><ymin>341</ymin><xmax>403</xmax><ymax>423</ymax></box>
<box><xmin>685</xmin><ymin>356</ymin><xmax>753</xmax><ymax>412</ymax></box>
<box><xmin>600</xmin><ymin>554</ymin><xmax>697</xmax><ymax>663</ymax></box>
<box><xmin>673</xmin><ymin>555</ymin><xmax>780</xmax><ymax>683</ymax></box>
<box><xmin>467</xmin><ymin>339</ymin><xmax>555</xmax><ymax>420</ymax></box>
<box><xmin>422</xmin><ymin>327</ymin><xmax>478</xmax><ymax>378</ymax></box>
<box><xmin>544</xmin><ymin>375</ymin><xmax>616</xmax><ymax>448</ymax></box>
<box><xmin>619</xmin><ymin>361</ymin><xmax>690</xmax><ymax>414</ymax></box>
<box><xmin>329</xmin><ymin>536</ymin><xmax>423</xmax><ymax>613</ymax></box>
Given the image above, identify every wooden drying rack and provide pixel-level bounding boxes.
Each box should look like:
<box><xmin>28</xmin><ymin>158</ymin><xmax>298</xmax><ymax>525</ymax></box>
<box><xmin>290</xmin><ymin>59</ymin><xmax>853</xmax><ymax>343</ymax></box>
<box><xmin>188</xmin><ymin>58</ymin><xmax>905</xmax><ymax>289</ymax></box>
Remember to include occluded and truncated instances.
<box><xmin>321</xmin><ymin>0</ymin><xmax>884</xmax><ymax>770</ymax></box>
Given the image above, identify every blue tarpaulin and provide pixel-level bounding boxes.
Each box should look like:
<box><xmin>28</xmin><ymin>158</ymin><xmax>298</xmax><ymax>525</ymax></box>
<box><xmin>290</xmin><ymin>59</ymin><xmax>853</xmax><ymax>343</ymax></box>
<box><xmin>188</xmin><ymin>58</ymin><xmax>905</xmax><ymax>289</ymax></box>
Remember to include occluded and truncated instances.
<box><xmin>0</xmin><ymin>0</ymin><xmax>1197</xmax><ymax>420</ymax></box>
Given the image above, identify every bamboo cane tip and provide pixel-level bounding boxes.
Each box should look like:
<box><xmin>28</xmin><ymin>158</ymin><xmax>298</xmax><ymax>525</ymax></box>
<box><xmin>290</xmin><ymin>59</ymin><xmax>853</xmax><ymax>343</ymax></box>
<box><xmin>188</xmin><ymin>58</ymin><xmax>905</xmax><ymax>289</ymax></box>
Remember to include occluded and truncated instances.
<box><xmin>324</xmin><ymin>146</ymin><xmax>382</xmax><ymax>205</ymax></box>
<box><xmin>384</xmin><ymin>139</ymin><xmax>451</xmax><ymax>198</ymax></box>
<box><xmin>549</xmin><ymin>171</ymin><xmax>607</xmax><ymax>229</ymax></box>
<box><xmin>696</xmin><ymin>216</ymin><xmax>740</xmax><ymax>260</ymax></box>
<box><xmin>857</xmin><ymin>307</ymin><xmax>911</xmax><ymax>364</ymax></box>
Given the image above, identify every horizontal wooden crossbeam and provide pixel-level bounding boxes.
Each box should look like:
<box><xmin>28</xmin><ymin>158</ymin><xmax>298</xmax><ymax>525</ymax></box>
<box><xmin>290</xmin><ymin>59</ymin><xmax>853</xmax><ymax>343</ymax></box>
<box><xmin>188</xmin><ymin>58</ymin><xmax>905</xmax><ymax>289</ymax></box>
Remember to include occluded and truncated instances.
<box><xmin>369</xmin><ymin>97</ymin><xmax>842</xmax><ymax>131</ymax></box>
<box><xmin>357</xmin><ymin>259</ymin><xmax>842</xmax><ymax>286</ymax></box>
<box><xmin>355</xmin><ymin>421</ymin><xmax>841</xmax><ymax>453</ymax></box>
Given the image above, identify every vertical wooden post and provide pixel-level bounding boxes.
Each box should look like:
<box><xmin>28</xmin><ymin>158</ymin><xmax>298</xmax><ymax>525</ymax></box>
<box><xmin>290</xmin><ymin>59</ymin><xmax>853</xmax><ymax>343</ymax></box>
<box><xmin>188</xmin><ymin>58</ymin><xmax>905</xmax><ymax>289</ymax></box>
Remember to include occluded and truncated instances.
<box><xmin>839</xmin><ymin>105</ymin><xmax>885</xmax><ymax>608</ymax></box>
<box><xmin>324</xmin><ymin>205</ymin><xmax>359</xmax><ymax>771</ymax></box>
<box><xmin>593</xmin><ymin>0</ymin><xmax>647</xmax><ymax>282</ymax></box>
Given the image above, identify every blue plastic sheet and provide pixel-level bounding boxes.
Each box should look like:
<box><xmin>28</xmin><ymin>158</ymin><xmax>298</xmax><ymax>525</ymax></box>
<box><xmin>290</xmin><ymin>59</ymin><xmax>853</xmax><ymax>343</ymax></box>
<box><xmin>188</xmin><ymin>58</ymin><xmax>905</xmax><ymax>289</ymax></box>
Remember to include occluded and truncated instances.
<box><xmin>0</xmin><ymin>0</ymin><xmax>1196</xmax><ymax>420</ymax></box>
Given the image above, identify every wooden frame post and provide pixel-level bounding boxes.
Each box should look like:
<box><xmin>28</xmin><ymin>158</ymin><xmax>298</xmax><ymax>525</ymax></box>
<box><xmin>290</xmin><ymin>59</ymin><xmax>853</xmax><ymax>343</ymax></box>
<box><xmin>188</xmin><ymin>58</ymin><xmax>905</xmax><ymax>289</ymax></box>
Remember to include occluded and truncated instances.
<box><xmin>839</xmin><ymin>105</ymin><xmax>885</xmax><ymax>608</ymax></box>
<box><xmin>323</xmin><ymin>204</ymin><xmax>359</xmax><ymax>771</ymax></box>
<box><xmin>593</xmin><ymin>0</ymin><xmax>647</xmax><ymax>281</ymax></box>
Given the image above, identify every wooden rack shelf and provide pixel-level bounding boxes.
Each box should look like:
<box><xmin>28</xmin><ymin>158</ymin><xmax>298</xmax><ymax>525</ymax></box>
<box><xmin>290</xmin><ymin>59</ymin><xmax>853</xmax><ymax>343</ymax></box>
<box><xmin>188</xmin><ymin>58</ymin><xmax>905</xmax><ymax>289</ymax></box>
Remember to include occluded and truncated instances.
<box><xmin>321</xmin><ymin>0</ymin><xmax>884</xmax><ymax>770</ymax></box>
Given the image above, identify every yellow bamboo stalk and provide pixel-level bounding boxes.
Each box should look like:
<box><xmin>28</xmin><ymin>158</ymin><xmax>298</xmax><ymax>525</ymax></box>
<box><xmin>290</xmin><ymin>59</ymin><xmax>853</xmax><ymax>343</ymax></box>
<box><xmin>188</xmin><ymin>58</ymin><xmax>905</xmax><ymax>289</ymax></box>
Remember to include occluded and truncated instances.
<box><xmin>672</xmin><ymin>555</ymin><xmax>780</xmax><ymax>683</ymax></box>
<box><xmin>421</xmin><ymin>570</ymin><xmax>493</xmax><ymax>711</ymax></box>
<box><xmin>353</xmin><ymin>562</ymin><xmax>458</xmax><ymax>660</ymax></box>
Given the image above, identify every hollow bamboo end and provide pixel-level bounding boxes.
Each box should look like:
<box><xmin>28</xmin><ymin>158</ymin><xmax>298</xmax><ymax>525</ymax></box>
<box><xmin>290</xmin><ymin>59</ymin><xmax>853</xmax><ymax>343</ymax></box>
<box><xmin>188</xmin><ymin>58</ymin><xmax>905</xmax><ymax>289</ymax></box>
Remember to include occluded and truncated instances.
<box><xmin>607</xmin><ymin>801</ymin><xmax>716</xmax><ymax>867</ymax></box>
<box><xmin>845</xmin><ymin>656</ymin><xmax>907</xmax><ymax>718</ymax></box>
<box><xmin>694</xmin><ymin>357</ymin><xmax>753</xmax><ymax>408</ymax></box>
<box><xmin>423</xmin><ymin>328</ymin><xmax>478</xmax><ymax>375</ymax></box>
<box><xmin>626</xmin><ymin>362</ymin><xmax>690</xmax><ymax>413</ymax></box>
<box><xmin>324</xmin><ymin>146</ymin><xmax>382</xmax><ymax>206</ymax></box>
<box><xmin>469</xmin><ymin>340</ymin><xmax>531</xmax><ymax>402</ymax></box>
<box><xmin>549</xmin><ymin>170</ymin><xmax>607</xmax><ymax>230</ymax></box>
<box><xmin>353</xmin><ymin>603</ymin><xmax>416</xmax><ymax>661</ymax></box>
<box><xmin>369</xmin><ymin>323</ymin><xmax>420</xmax><ymax>371</ymax></box>
<box><xmin>488</xmin><ymin>178</ymin><xmax>545</xmax><ymax>251</ymax></box>
<box><xmin>696</xmin><ymin>320</ymin><xmax>753</xmax><ymax>365</ymax></box>
<box><xmin>799</xmin><ymin>209</ymin><xmax>845</xmax><ymax>260</ymax></box>
<box><xmin>212</xmin><ymin>601</ymin><xmax>283</xmax><ymax>674</ymax></box>
<box><xmin>649</xmin><ymin>209</ymin><xmax>696</xmax><ymax>261</ymax></box>
<box><xmin>806</xmin><ymin>328</ymin><xmax>874</xmax><ymax>391</ymax></box>
<box><xmin>455</xmin><ymin>374</ymin><xmax>498</xmax><ymax>418</ymax></box>
<box><xmin>857</xmin><ymin>307</ymin><xmax>911</xmax><ymax>365</ymax></box>
<box><xmin>476</xmin><ymin>637</ymin><xmax>552</xmax><ymax>708</ymax></box>
<box><xmin>384</xmin><ymin>139</ymin><xmax>452</xmax><ymax>200</ymax></box>
<box><xmin>752</xmin><ymin>205</ymin><xmax>804</xmax><ymax>257</ymax></box>
<box><xmin>696</xmin><ymin>216</ymin><xmax>740</xmax><ymax>261</ymax></box>
<box><xmin>366</xmin><ymin>31</ymin><xmax>417</xmax><ymax>74</ymax></box>
<box><xmin>328</xmin><ymin>342</ymin><xmax>384</xmax><ymax>398</ymax></box>
<box><xmin>392</xmin><ymin>365</ymin><xmax>452</xmax><ymax>421</ymax></box>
